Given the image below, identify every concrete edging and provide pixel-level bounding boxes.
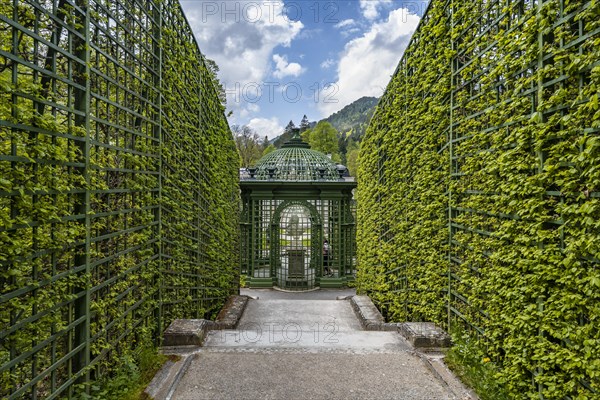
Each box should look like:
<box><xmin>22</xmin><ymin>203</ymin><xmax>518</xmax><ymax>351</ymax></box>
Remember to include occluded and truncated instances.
<box><xmin>348</xmin><ymin>295</ymin><xmax>452</xmax><ymax>350</ymax></box>
<box><xmin>148</xmin><ymin>295</ymin><xmax>251</xmax><ymax>400</ymax></box>
<box><xmin>144</xmin><ymin>354</ymin><xmax>194</xmax><ymax>400</ymax></box>
<box><xmin>398</xmin><ymin>322</ymin><xmax>452</xmax><ymax>350</ymax></box>
<box><xmin>417</xmin><ymin>352</ymin><xmax>479</xmax><ymax>400</ymax></box>
<box><xmin>162</xmin><ymin>295</ymin><xmax>250</xmax><ymax>347</ymax></box>
<box><xmin>214</xmin><ymin>294</ymin><xmax>250</xmax><ymax>330</ymax></box>
<box><xmin>348</xmin><ymin>295</ymin><xmax>398</xmax><ymax>331</ymax></box>
<box><xmin>346</xmin><ymin>295</ymin><xmax>471</xmax><ymax>397</ymax></box>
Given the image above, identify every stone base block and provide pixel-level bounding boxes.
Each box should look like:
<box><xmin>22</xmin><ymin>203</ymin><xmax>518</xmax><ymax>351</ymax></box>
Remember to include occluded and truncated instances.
<box><xmin>398</xmin><ymin>322</ymin><xmax>451</xmax><ymax>349</ymax></box>
<box><xmin>163</xmin><ymin>319</ymin><xmax>215</xmax><ymax>347</ymax></box>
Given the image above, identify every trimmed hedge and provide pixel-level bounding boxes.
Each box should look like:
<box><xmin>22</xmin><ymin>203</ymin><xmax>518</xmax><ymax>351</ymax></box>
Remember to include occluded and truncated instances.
<box><xmin>0</xmin><ymin>0</ymin><xmax>238</xmax><ymax>398</ymax></box>
<box><xmin>358</xmin><ymin>0</ymin><xmax>600</xmax><ymax>398</ymax></box>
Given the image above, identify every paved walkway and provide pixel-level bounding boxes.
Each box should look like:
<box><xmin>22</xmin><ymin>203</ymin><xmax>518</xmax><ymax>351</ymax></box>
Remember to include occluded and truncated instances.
<box><xmin>158</xmin><ymin>289</ymin><xmax>466</xmax><ymax>400</ymax></box>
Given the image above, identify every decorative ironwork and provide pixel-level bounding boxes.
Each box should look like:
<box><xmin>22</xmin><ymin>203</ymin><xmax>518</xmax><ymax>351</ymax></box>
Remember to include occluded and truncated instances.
<box><xmin>240</xmin><ymin>135</ymin><xmax>356</xmax><ymax>291</ymax></box>
<box><xmin>250</xmin><ymin>132</ymin><xmax>342</xmax><ymax>182</ymax></box>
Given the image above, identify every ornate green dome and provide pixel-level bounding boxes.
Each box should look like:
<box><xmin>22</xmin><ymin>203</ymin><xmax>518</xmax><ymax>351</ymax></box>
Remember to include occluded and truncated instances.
<box><xmin>251</xmin><ymin>131</ymin><xmax>342</xmax><ymax>181</ymax></box>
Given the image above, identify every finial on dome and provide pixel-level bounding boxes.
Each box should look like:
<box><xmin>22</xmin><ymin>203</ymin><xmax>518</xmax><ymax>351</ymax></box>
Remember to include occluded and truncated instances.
<box><xmin>282</xmin><ymin>128</ymin><xmax>311</xmax><ymax>149</ymax></box>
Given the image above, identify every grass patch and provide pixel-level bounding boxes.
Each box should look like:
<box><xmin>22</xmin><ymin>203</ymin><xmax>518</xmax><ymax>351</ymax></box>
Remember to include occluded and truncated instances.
<box><xmin>445</xmin><ymin>332</ymin><xmax>510</xmax><ymax>400</ymax></box>
<box><xmin>79</xmin><ymin>347</ymin><xmax>177</xmax><ymax>400</ymax></box>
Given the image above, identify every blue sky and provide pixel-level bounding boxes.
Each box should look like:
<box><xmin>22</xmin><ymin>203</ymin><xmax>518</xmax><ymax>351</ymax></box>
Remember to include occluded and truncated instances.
<box><xmin>180</xmin><ymin>1</ymin><xmax>428</xmax><ymax>138</ymax></box>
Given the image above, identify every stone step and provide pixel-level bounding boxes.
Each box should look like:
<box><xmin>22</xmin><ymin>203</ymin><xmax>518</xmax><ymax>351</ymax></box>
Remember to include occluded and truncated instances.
<box><xmin>237</xmin><ymin>299</ymin><xmax>364</xmax><ymax>332</ymax></box>
<box><xmin>148</xmin><ymin>290</ymin><xmax>468</xmax><ymax>400</ymax></box>
<box><xmin>202</xmin><ymin>328</ymin><xmax>410</xmax><ymax>353</ymax></box>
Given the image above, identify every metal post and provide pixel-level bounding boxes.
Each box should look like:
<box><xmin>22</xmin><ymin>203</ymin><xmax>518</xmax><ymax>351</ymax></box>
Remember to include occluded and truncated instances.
<box><xmin>73</xmin><ymin>0</ymin><xmax>91</xmax><ymax>387</ymax></box>
<box><xmin>535</xmin><ymin>3</ymin><xmax>545</xmax><ymax>398</ymax></box>
<box><xmin>154</xmin><ymin>0</ymin><xmax>164</xmax><ymax>338</ymax></box>
<box><xmin>448</xmin><ymin>0</ymin><xmax>454</xmax><ymax>332</ymax></box>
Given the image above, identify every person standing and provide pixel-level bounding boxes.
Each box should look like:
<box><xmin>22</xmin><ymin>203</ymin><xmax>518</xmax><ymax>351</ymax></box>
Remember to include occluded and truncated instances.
<box><xmin>323</xmin><ymin>239</ymin><xmax>331</xmax><ymax>276</ymax></box>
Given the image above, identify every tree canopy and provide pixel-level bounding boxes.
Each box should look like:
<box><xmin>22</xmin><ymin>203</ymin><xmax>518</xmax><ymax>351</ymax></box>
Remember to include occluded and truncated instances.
<box><xmin>233</xmin><ymin>125</ymin><xmax>263</xmax><ymax>168</ymax></box>
<box><xmin>262</xmin><ymin>144</ymin><xmax>276</xmax><ymax>157</ymax></box>
<box><xmin>299</xmin><ymin>115</ymin><xmax>310</xmax><ymax>132</ymax></box>
<box><xmin>303</xmin><ymin>121</ymin><xmax>339</xmax><ymax>160</ymax></box>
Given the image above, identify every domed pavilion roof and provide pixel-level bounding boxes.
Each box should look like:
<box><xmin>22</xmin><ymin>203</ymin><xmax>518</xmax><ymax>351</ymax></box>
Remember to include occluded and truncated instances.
<box><xmin>251</xmin><ymin>131</ymin><xmax>342</xmax><ymax>181</ymax></box>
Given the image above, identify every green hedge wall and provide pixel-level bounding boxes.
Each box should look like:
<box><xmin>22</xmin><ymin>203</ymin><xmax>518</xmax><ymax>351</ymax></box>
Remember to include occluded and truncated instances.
<box><xmin>358</xmin><ymin>0</ymin><xmax>600</xmax><ymax>398</ymax></box>
<box><xmin>357</xmin><ymin>0</ymin><xmax>452</xmax><ymax>324</ymax></box>
<box><xmin>0</xmin><ymin>1</ymin><xmax>239</xmax><ymax>398</ymax></box>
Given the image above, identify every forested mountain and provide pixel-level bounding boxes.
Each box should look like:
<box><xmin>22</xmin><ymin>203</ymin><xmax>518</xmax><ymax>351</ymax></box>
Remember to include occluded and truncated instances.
<box><xmin>271</xmin><ymin>96</ymin><xmax>379</xmax><ymax>147</ymax></box>
<box><xmin>324</xmin><ymin>96</ymin><xmax>379</xmax><ymax>139</ymax></box>
<box><xmin>257</xmin><ymin>97</ymin><xmax>379</xmax><ymax>175</ymax></box>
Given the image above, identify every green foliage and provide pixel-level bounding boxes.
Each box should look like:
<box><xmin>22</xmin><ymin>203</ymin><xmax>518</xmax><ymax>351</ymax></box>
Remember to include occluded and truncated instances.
<box><xmin>357</xmin><ymin>0</ymin><xmax>451</xmax><ymax>325</ymax></box>
<box><xmin>202</xmin><ymin>56</ymin><xmax>227</xmax><ymax>108</ymax></box>
<box><xmin>324</xmin><ymin>96</ymin><xmax>378</xmax><ymax>136</ymax></box>
<box><xmin>1</xmin><ymin>1</ymin><xmax>239</xmax><ymax>399</ymax></box>
<box><xmin>303</xmin><ymin>121</ymin><xmax>340</xmax><ymax>157</ymax></box>
<box><xmin>239</xmin><ymin>273</ymin><xmax>247</xmax><ymax>288</ymax></box>
<box><xmin>357</xmin><ymin>0</ymin><xmax>600</xmax><ymax>398</ymax></box>
<box><xmin>77</xmin><ymin>347</ymin><xmax>169</xmax><ymax>400</ymax></box>
<box><xmin>445</xmin><ymin>331</ymin><xmax>510</xmax><ymax>400</ymax></box>
<box><xmin>159</xmin><ymin>4</ymin><xmax>239</xmax><ymax>330</ymax></box>
<box><xmin>345</xmin><ymin>140</ymin><xmax>360</xmax><ymax>177</ymax></box>
<box><xmin>272</xmin><ymin>99</ymin><xmax>377</xmax><ymax>157</ymax></box>
<box><xmin>262</xmin><ymin>144</ymin><xmax>276</xmax><ymax>157</ymax></box>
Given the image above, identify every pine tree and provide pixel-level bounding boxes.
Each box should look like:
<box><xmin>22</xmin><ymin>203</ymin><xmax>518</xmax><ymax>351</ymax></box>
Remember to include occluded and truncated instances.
<box><xmin>274</xmin><ymin>120</ymin><xmax>297</xmax><ymax>148</ymax></box>
<box><xmin>261</xmin><ymin>135</ymin><xmax>270</xmax><ymax>150</ymax></box>
<box><xmin>299</xmin><ymin>115</ymin><xmax>310</xmax><ymax>132</ymax></box>
<box><xmin>284</xmin><ymin>120</ymin><xmax>296</xmax><ymax>134</ymax></box>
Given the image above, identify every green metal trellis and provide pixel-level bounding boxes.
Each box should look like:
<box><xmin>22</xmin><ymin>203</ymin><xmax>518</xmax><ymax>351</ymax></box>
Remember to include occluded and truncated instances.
<box><xmin>240</xmin><ymin>133</ymin><xmax>357</xmax><ymax>291</ymax></box>
<box><xmin>0</xmin><ymin>0</ymin><xmax>238</xmax><ymax>398</ymax></box>
<box><xmin>360</xmin><ymin>0</ymin><xmax>599</xmax><ymax>397</ymax></box>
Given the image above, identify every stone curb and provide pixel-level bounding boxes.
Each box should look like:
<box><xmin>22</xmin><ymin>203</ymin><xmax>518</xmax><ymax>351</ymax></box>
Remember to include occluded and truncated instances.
<box><xmin>347</xmin><ymin>296</ymin><xmax>452</xmax><ymax>350</ymax></box>
<box><xmin>214</xmin><ymin>294</ymin><xmax>250</xmax><ymax>330</ymax></box>
<box><xmin>163</xmin><ymin>295</ymin><xmax>250</xmax><ymax>347</ymax></box>
<box><xmin>163</xmin><ymin>319</ymin><xmax>216</xmax><ymax>347</ymax></box>
<box><xmin>417</xmin><ymin>352</ymin><xmax>479</xmax><ymax>400</ymax></box>
<box><xmin>348</xmin><ymin>295</ymin><xmax>397</xmax><ymax>331</ymax></box>
<box><xmin>148</xmin><ymin>295</ymin><xmax>251</xmax><ymax>400</ymax></box>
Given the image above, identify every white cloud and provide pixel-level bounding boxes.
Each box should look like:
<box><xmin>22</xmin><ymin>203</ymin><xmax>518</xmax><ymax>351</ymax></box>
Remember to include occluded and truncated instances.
<box><xmin>318</xmin><ymin>8</ymin><xmax>420</xmax><ymax>117</ymax></box>
<box><xmin>238</xmin><ymin>103</ymin><xmax>260</xmax><ymax>119</ymax></box>
<box><xmin>321</xmin><ymin>58</ymin><xmax>335</xmax><ymax>69</ymax></box>
<box><xmin>247</xmin><ymin>117</ymin><xmax>284</xmax><ymax>139</ymax></box>
<box><xmin>360</xmin><ymin>0</ymin><xmax>393</xmax><ymax>21</ymax></box>
<box><xmin>335</xmin><ymin>19</ymin><xmax>356</xmax><ymax>29</ymax></box>
<box><xmin>239</xmin><ymin>108</ymin><xmax>250</xmax><ymax>118</ymax></box>
<box><xmin>272</xmin><ymin>54</ymin><xmax>305</xmax><ymax>79</ymax></box>
<box><xmin>341</xmin><ymin>27</ymin><xmax>362</xmax><ymax>38</ymax></box>
<box><xmin>335</xmin><ymin>18</ymin><xmax>361</xmax><ymax>38</ymax></box>
<box><xmin>181</xmin><ymin>1</ymin><xmax>303</xmax><ymax>112</ymax></box>
<box><xmin>247</xmin><ymin>103</ymin><xmax>260</xmax><ymax>113</ymax></box>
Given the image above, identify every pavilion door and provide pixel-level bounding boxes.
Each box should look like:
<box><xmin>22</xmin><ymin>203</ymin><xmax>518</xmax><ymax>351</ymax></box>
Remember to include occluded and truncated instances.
<box><xmin>276</xmin><ymin>204</ymin><xmax>315</xmax><ymax>291</ymax></box>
